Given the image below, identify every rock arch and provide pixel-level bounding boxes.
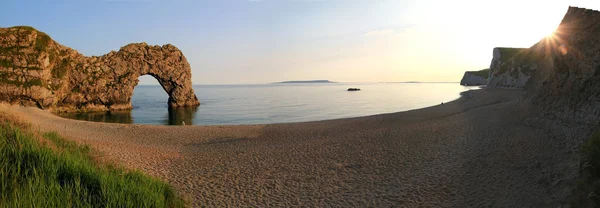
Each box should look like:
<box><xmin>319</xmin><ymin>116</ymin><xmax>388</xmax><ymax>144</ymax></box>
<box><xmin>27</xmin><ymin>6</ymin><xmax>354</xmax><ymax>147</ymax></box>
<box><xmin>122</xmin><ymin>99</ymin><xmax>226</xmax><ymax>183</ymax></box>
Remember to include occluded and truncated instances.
<box><xmin>62</xmin><ymin>43</ymin><xmax>201</xmax><ymax>111</ymax></box>
<box><xmin>0</xmin><ymin>26</ymin><xmax>200</xmax><ymax>112</ymax></box>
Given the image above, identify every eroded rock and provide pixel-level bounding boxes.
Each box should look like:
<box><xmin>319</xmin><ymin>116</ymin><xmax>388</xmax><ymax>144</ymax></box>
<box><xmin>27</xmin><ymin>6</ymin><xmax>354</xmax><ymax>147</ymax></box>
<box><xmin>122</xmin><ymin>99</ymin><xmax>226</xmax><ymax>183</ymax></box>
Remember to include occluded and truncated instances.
<box><xmin>487</xmin><ymin>47</ymin><xmax>537</xmax><ymax>88</ymax></box>
<box><xmin>0</xmin><ymin>26</ymin><xmax>200</xmax><ymax>112</ymax></box>
<box><xmin>524</xmin><ymin>7</ymin><xmax>600</xmax><ymax>126</ymax></box>
<box><xmin>460</xmin><ymin>69</ymin><xmax>489</xmax><ymax>86</ymax></box>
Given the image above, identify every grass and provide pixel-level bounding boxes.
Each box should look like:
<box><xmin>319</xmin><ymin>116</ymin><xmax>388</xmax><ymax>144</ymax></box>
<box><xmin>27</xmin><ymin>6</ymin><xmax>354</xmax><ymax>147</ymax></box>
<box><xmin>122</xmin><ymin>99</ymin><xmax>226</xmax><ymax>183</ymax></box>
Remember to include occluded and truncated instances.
<box><xmin>467</xmin><ymin>68</ymin><xmax>490</xmax><ymax>79</ymax></box>
<box><xmin>10</xmin><ymin>26</ymin><xmax>36</xmax><ymax>31</ymax></box>
<box><xmin>52</xmin><ymin>58</ymin><xmax>69</xmax><ymax>79</ymax></box>
<box><xmin>34</xmin><ymin>31</ymin><xmax>51</xmax><ymax>52</ymax></box>
<box><xmin>0</xmin><ymin>46</ymin><xmax>25</xmax><ymax>54</ymax></box>
<box><xmin>0</xmin><ymin>59</ymin><xmax>12</xmax><ymax>67</ymax></box>
<box><xmin>496</xmin><ymin>47</ymin><xmax>528</xmax><ymax>61</ymax></box>
<box><xmin>494</xmin><ymin>48</ymin><xmax>542</xmax><ymax>76</ymax></box>
<box><xmin>0</xmin><ymin>114</ymin><xmax>184</xmax><ymax>207</ymax></box>
<box><xmin>0</xmin><ymin>77</ymin><xmax>43</xmax><ymax>88</ymax></box>
<box><xmin>572</xmin><ymin>131</ymin><xmax>600</xmax><ymax>207</ymax></box>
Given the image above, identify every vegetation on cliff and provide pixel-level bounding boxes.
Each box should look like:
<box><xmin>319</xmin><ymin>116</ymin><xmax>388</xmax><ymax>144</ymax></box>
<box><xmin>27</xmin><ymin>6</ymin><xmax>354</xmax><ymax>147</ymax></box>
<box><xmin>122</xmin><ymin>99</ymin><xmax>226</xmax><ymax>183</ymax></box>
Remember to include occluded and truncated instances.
<box><xmin>495</xmin><ymin>48</ymin><xmax>528</xmax><ymax>62</ymax></box>
<box><xmin>468</xmin><ymin>68</ymin><xmax>490</xmax><ymax>79</ymax></box>
<box><xmin>0</xmin><ymin>113</ymin><xmax>183</xmax><ymax>207</ymax></box>
<box><xmin>0</xmin><ymin>25</ymin><xmax>200</xmax><ymax>112</ymax></box>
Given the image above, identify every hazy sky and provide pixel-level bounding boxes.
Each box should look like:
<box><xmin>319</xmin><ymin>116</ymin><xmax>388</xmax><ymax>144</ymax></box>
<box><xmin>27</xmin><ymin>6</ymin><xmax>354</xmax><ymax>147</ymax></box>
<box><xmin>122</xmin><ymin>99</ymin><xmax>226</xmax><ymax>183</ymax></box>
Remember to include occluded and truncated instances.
<box><xmin>1</xmin><ymin>0</ymin><xmax>599</xmax><ymax>84</ymax></box>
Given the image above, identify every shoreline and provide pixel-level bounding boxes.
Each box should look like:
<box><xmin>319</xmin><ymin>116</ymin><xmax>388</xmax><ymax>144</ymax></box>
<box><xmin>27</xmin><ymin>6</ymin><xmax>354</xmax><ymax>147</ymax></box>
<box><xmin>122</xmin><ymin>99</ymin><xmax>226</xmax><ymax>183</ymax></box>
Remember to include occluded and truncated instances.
<box><xmin>2</xmin><ymin>88</ymin><xmax>578</xmax><ymax>207</ymax></box>
<box><xmin>53</xmin><ymin>86</ymin><xmax>483</xmax><ymax>127</ymax></box>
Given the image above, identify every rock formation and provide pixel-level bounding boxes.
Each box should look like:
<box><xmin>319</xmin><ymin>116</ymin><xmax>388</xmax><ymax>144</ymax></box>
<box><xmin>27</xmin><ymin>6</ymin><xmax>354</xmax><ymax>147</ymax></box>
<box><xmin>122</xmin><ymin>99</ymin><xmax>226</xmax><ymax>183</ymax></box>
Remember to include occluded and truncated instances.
<box><xmin>487</xmin><ymin>47</ymin><xmax>538</xmax><ymax>88</ymax></box>
<box><xmin>523</xmin><ymin>7</ymin><xmax>600</xmax><ymax>126</ymax></box>
<box><xmin>510</xmin><ymin>7</ymin><xmax>600</xmax><ymax>206</ymax></box>
<box><xmin>460</xmin><ymin>69</ymin><xmax>489</xmax><ymax>86</ymax></box>
<box><xmin>0</xmin><ymin>26</ymin><xmax>200</xmax><ymax>112</ymax></box>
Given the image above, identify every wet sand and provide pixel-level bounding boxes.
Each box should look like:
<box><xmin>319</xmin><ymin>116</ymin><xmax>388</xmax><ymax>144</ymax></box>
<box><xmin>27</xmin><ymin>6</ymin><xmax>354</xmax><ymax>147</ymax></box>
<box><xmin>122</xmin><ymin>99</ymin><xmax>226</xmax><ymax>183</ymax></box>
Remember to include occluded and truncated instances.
<box><xmin>3</xmin><ymin>88</ymin><xmax>578</xmax><ymax>207</ymax></box>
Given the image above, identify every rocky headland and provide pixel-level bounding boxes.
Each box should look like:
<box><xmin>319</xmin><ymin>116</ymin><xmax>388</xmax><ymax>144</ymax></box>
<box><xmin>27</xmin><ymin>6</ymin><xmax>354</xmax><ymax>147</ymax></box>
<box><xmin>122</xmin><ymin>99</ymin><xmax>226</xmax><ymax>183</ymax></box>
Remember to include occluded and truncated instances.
<box><xmin>459</xmin><ymin>68</ymin><xmax>489</xmax><ymax>86</ymax></box>
<box><xmin>487</xmin><ymin>47</ymin><xmax>535</xmax><ymax>88</ymax></box>
<box><xmin>2</xmin><ymin>6</ymin><xmax>600</xmax><ymax>207</ymax></box>
<box><xmin>463</xmin><ymin>6</ymin><xmax>600</xmax><ymax>130</ymax></box>
<box><xmin>0</xmin><ymin>26</ymin><xmax>199</xmax><ymax>112</ymax></box>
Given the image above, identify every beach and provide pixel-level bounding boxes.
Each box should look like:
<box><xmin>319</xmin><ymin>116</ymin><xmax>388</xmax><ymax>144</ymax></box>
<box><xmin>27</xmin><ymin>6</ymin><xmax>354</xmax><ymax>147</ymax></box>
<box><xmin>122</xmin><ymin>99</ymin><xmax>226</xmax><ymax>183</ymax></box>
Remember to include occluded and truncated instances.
<box><xmin>3</xmin><ymin>88</ymin><xmax>578</xmax><ymax>207</ymax></box>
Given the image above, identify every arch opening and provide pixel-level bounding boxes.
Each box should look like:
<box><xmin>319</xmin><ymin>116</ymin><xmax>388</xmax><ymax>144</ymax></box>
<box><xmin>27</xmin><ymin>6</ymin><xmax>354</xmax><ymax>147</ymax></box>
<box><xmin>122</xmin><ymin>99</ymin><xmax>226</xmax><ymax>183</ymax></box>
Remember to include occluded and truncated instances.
<box><xmin>130</xmin><ymin>75</ymin><xmax>198</xmax><ymax>125</ymax></box>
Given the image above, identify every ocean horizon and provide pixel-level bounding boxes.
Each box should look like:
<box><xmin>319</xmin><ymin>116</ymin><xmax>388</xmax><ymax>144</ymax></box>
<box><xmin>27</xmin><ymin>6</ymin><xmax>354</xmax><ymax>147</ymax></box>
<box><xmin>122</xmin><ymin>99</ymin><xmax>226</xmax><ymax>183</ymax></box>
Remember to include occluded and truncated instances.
<box><xmin>57</xmin><ymin>83</ymin><xmax>478</xmax><ymax>126</ymax></box>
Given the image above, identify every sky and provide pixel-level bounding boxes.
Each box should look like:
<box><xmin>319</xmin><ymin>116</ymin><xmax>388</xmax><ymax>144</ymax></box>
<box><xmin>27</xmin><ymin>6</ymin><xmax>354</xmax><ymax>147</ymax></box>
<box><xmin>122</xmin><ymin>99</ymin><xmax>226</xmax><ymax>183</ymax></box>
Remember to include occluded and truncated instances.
<box><xmin>1</xmin><ymin>0</ymin><xmax>599</xmax><ymax>85</ymax></box>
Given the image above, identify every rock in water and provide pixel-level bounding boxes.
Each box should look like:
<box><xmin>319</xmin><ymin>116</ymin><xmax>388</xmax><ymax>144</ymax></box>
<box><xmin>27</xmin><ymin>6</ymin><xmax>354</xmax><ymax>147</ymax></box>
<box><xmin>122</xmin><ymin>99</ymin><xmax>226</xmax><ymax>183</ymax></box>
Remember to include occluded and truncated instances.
<box><xmin>0</xmin><ymin>26</ymin><xmax>200</xmax><ymax>112</ymax></box>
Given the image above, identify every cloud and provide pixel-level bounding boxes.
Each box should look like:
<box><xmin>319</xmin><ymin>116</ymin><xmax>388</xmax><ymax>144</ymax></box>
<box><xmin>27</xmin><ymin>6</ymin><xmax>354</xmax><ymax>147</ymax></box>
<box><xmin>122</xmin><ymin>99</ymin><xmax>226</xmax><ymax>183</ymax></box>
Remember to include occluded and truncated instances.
<box><xmin>364</xmin><ymin>25</ymin><xmax>415</xmax><ymax>37</ymax></box>
<box><xmin>364</xmin><ymin>29</ymin><xmax>396</xmax><ymax>36</ymax></box>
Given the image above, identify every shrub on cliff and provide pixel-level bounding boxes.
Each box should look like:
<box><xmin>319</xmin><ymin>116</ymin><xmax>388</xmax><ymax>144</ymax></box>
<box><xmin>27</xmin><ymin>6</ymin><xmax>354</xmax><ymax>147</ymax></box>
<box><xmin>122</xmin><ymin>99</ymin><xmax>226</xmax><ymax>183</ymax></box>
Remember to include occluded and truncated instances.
<box><xmin>471</xmin><ymin>68</ymin><xmax>490</xmax><ymax>79</ymax></box>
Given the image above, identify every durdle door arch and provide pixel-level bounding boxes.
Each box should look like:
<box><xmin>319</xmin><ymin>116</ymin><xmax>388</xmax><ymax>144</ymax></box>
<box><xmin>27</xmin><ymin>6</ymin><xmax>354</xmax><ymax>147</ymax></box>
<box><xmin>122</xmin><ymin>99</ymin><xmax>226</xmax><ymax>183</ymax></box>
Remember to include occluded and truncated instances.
<box><xmin>0</xmin><ymin>26</ymin><xmax>200</xmax><ymax>112</ymax></box>
<box><xmin>60</xmin><ymin>43</ymin><xmax>201</xmax><ymax>112</ymax></box>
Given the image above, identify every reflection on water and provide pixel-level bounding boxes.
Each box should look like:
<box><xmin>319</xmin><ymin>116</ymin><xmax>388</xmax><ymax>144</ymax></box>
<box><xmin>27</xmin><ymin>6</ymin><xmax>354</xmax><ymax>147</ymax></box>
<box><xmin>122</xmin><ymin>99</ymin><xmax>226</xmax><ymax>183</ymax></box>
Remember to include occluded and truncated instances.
<box><xmin>56</xmin><ymin>83</ymin><xmax>479</xmax><ymax>126</ymax></box>
<box><xmin>165</xmin><ymin>106</ymin><xmax>198</xmax><ymax>125</ymax></box>
<box><xmin>58</xmin><ymin>111</ymin><xmax>134</xmax><ymax>124</ymax></box>
<box><xmin>57</xmin><ymin>106</ymin><xmax>198</xmax><ymax>125</ymax></box>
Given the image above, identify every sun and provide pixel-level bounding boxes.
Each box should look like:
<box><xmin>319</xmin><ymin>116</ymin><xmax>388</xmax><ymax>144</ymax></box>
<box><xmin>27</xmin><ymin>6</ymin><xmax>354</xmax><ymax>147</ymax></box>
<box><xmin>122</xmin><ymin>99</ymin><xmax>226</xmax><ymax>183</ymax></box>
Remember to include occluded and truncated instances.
<box><xmin>537</xmin><ymin>23</ymin><xmax>573</xmax><ymax>58</ymax></box>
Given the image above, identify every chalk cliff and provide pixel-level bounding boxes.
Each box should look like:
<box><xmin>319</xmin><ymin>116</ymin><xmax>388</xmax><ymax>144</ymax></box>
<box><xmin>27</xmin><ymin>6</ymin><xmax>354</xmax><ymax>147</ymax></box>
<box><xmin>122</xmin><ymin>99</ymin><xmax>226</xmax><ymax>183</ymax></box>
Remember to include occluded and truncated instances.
<box><xmin>460</xmin><ymin>69</ymin><xmax>489</xmax><ymax>86</ymax></box>
<box><xmin>0</xmin><ymin>26</ymin><xmax>200</xmax><ymax>112</ymax></box>
<box><xmin>487</xmin><ymin>47</ymin><xmax>537</xmax><ymax>88</ymax></box>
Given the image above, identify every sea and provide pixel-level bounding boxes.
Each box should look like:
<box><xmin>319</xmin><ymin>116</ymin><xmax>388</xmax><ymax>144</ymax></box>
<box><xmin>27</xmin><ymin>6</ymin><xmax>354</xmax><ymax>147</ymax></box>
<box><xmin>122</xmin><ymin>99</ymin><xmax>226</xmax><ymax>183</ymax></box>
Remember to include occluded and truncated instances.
<box><xmin>56</xmin><ymin>83</ymin><xmax>479</xmax><ymax>126</ymax></box>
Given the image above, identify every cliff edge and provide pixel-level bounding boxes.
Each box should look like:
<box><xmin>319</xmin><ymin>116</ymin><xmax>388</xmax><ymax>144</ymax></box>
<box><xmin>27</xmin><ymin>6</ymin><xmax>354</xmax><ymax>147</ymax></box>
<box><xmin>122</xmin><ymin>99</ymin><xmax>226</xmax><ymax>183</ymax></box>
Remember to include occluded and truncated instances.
<box><xmin>0</xmin><ymin>26</ymin><xmax>200</xmax><ymax>112</ymax></box>
<box><xmin>460</xmin><ymin>69</ymin><xmax>489</xmax><ymax>86</ymax></box>
<box><xmin>487</xmin><ymin>47</ymin><xmax>538</xmax><ymax>88</ymax></box>
<box><xmin>524</xmin><ymin>7</ymin><xmax>600</xmax><ymax>125</ymax></box>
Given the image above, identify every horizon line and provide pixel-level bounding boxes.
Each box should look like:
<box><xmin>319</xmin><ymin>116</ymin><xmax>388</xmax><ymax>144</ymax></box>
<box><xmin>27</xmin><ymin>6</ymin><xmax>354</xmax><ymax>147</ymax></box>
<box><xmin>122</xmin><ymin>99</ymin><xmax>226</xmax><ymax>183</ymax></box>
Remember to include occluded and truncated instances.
<box><xmin>136</xmin><ymin>81</ymin><xmax>460</xmax><ymax>86</ymax></box>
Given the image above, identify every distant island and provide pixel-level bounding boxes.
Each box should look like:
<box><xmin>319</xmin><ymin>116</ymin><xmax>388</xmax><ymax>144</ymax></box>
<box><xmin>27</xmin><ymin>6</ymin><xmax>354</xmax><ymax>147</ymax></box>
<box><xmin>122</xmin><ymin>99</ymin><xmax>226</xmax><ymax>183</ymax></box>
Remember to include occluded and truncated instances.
<box><xmin>382</xmin><ymin>81</ymin><xmax>459</xmax><ymax>84</ymax></box>
<box><xmin>273</xmin><ymin>80</ymin><xmax>337</xmax><ymax>84</ymax></box>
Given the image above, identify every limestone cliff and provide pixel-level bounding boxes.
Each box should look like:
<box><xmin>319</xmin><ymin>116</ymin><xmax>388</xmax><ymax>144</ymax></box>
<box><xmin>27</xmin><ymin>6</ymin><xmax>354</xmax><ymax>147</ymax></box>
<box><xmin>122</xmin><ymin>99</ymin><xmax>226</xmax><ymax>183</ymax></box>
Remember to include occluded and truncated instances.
<box><xmin>487</xmin><ymin>47</ymin><xmax>539</xmax><ymax>88</ymax></box>
<box><xmin>0</xmin><ymin>26</ymin><xmax>200</xmax><ymax>112</ymax></box>
<box><xmin>460</xmin><ymin>69</ymin><xmax>489</xmax><ymax>86</ymax></box>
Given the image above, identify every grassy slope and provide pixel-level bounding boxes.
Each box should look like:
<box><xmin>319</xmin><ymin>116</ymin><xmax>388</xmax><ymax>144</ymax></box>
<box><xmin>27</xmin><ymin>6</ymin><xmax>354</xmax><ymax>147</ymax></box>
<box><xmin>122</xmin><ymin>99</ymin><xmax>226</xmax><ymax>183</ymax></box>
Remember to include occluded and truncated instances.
<box><xmin>466</xmin><ymin>68</ymin><xmax>490</xmax><ymax>79</ymax></box>
<box><xmin>0</xmin><ymin>114</ymin><xmax>184</xmax><ymax>207</ymax></box>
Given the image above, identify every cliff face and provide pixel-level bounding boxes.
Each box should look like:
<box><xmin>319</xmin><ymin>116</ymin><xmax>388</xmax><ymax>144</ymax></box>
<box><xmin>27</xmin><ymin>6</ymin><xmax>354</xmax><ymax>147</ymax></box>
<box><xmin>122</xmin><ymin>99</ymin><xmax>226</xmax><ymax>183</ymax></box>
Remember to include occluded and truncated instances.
<box><xmin>460</xmin><ymin>69</ymin><xmax>489</xmax><ymax>86</ymax></box>
<box><xmin>0</xmin><ymin>26</ymin><xmax>200</xmax><ymax>112</ymax></box>
<box><xmin>487</xmin><ymin>47</ymin><xmax>538</xmax><ymax>88</ymax></box>
<box><xmin>523</xmin><ymin>7</ymin><xmax>600</xmax><ymax>126</ymax></box>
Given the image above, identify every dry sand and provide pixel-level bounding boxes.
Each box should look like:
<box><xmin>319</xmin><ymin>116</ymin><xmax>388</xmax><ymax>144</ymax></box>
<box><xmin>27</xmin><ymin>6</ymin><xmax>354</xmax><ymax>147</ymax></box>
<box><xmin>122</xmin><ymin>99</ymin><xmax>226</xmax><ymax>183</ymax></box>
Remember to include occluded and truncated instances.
<box><xmin>3</xmin><ymin>88</ymin><xmax>579</xmax><ymax>207</ymax></box>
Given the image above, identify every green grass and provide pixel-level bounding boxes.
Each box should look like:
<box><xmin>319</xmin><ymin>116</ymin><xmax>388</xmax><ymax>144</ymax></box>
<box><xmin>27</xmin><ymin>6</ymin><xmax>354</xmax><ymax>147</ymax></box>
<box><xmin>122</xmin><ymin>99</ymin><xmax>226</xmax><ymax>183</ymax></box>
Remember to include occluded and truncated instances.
<box><xmin>495</xmin><ymin>48</ymin><xmax>541</xmax><ymax>75</ymax></box>
<box><xmin>496</xmin><ymin>47</ymin><xmax>528</xmax><ymax>61</ymax></box>
<box><xmin>0</xmin><ymin>46</ymin><xmax>25</xmax><ymax>55</ymax></box>
<box><xmin>9</xmin><ymin>26</ymin><xmax>36</xmax><ymax>31</ymax></box>
<box><xmin>0</xmin><ymin>122</ymin><xmax>184</xmax><ymax>207</ymax></box>
<box><xmin>466</xmin><ymin>68</ymin><xmax>490</xmax><ymax>79</ymax></box>
<box><xmin>0</xmin><ymin>59</ymin><xmax>12</xmax><ymax>67</ymax></box>
<box><xmin>0</xmin><ymin>77</ymin><xmax>44</xmax><ymax>88</ymax></box>
<box><xmin>572</xmin><ymin>131</ymin><xmax>600</xmax><ymax>207</ymax></box>
<box><xmin>34</xmin><ymin>31</ymin><xmax>51</xmax><ymax>52</ymax></box>
<box><xmin>52</xmin><ymin>58</ymin><xmax>70</xmax><ymax>79</ymax></box>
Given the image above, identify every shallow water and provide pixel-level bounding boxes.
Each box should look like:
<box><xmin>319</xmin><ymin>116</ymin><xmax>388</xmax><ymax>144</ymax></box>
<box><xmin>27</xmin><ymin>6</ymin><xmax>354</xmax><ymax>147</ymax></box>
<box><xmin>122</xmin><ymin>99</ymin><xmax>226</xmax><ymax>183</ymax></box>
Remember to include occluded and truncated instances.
<box><xmin>57</xmin><ymin>83</ymin><xmax>478</xmax><ymax>125</ymax></box>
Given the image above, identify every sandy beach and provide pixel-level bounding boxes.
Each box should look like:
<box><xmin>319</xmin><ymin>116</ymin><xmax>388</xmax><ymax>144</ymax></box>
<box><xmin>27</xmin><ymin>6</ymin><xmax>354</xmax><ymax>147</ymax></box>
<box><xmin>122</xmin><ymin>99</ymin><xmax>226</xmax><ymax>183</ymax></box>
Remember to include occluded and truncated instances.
<box><xmin>3</xmin><ymin>88</ymin><xmax>579</xmax><ymax>207</ymax></box>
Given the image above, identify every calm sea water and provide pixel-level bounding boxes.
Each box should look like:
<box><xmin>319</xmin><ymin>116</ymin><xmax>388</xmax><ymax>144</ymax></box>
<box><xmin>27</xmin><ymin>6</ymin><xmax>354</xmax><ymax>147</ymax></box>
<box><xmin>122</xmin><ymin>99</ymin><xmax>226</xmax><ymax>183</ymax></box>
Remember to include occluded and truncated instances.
<box><xmin>57</xmin><ymin>83</ymin><xmax>478</xmax><ymax>126</ymax></box>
